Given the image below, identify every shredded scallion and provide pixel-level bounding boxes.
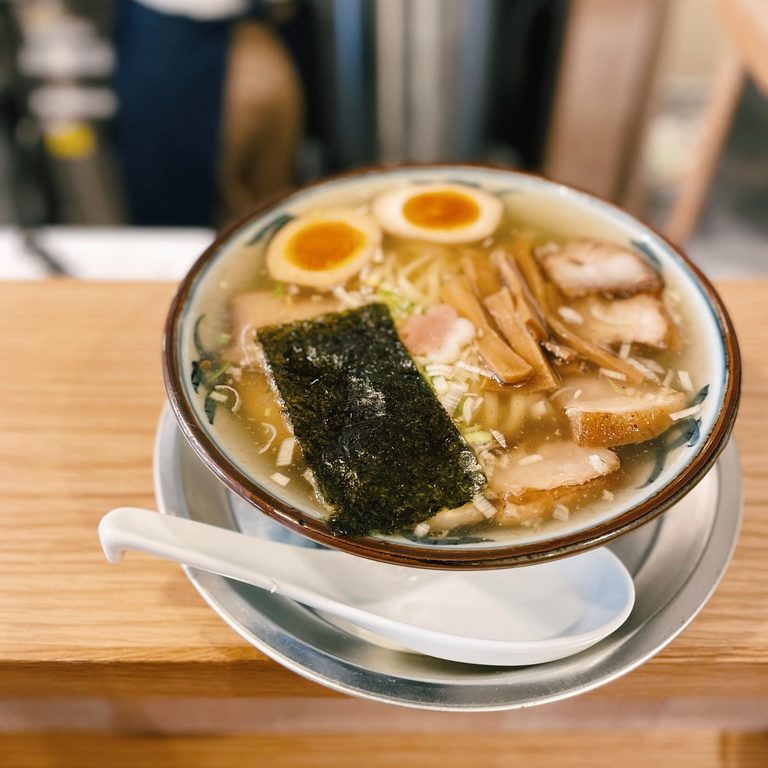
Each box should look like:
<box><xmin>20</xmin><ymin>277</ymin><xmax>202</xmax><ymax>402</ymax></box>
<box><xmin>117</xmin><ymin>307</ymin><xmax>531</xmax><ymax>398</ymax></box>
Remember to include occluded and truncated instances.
<box><xmin>257</xmin><ymin>423</ymin><xmax>277</xmax><ymax>454</ymax></box>
<box><xmin>669</xmin><ymin>404</ymin><xmax>702</xmax><ymax>421</ymax></box>
<box><xmin>599</xmin><ymin>368</ymin><xmax>628</xmax><ymax>381</ymax></box>
<box><xmin>472</xmin><ymin>493</ymin><xmax>497</xmax><ymax>519</ymax></box>
<box><xmin>677</xmin><ymin>370</ymin><xmax>693</xmax><ymax>392</ymax></box>
<box><xmin>490</xmin><ymin>429</ymin><xmax>507</xmax><ymax>449</ymax></box>
<box><xmin>275</xmin><ymin>437</ymin><xmax>295</xmax><ymax>467</ymax></box>
<box><xmin>213</xmin><ymin>384</ymin><xmax>241</xmax><ymax>413</ymax></box>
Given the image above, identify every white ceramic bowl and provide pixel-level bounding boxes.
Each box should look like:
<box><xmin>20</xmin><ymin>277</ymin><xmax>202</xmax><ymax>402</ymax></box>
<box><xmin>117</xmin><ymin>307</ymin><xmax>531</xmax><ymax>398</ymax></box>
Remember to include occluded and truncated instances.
<box><xmin>163</xmin><ymin>165</ymin><xmax>741</xmax><ymax>569</ymax></box>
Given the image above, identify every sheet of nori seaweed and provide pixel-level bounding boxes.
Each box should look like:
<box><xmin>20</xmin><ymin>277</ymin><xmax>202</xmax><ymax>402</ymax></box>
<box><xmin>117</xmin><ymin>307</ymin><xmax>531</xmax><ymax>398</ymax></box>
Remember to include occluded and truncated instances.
<box><xmin>258</xmin><ymin>303</ymin><xmax>486</xmax><ymax>537</ymax></box>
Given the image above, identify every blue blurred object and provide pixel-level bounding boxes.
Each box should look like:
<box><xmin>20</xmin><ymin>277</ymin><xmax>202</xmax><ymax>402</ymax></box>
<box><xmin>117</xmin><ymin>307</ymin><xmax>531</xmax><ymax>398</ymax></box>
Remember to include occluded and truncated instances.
<box><xmin>114</xmin><ymin>0</ymin><xmax>232</xmax><ymax>226</ymax></box>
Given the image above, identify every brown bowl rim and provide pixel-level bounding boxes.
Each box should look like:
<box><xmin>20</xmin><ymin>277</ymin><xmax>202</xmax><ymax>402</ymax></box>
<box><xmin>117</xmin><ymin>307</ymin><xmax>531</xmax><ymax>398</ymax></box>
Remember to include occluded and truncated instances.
<box><xmin>162</xmin><ymin>162</ymin><xmax>742</xmax><ymax>569</ymax></box>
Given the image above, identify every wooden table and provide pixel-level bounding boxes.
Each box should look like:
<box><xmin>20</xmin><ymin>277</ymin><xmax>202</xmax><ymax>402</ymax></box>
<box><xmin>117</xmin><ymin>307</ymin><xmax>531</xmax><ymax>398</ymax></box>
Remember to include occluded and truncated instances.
<box><xmin>1</xmin><ymin>280</ymin><xmax>766</xmax><ymax>767</ymax></box>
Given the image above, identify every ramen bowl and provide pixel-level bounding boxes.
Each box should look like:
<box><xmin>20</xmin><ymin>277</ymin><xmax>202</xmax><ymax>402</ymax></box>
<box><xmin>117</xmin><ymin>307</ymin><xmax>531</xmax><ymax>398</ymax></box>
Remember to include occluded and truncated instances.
<box><xmin>163</xmin><ymin>165</ymin><xmax>740</xmax><ymax>569</ymax></box>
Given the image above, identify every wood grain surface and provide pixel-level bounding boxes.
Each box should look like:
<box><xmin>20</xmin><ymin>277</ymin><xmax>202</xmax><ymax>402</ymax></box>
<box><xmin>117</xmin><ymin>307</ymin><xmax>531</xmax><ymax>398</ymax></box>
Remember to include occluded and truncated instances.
<box><xmin>0</xmin><ymin>731</ymin><xmax>750</xmax><ymax>768</ymax></box>
<box><xmin>0</xmin><ymin>280</ymin><xmax>766</xmax><ymax>702</ymax></box>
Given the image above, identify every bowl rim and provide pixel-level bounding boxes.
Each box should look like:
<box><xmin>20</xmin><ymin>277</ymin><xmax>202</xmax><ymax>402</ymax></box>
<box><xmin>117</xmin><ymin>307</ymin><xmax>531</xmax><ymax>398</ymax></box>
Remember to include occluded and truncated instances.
<box><xmin>162</xmin><ymin>162</ymin><xmax>742</xmax><ymax>569</ymax></box>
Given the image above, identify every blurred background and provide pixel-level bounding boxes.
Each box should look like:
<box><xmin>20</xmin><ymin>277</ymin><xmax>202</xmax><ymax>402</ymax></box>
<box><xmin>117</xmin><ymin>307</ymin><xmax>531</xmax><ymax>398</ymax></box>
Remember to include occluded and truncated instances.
<box><xmin>1</xmin><ymin>0</ymin><xmax>765</xmax><ymax>280</ymax></box>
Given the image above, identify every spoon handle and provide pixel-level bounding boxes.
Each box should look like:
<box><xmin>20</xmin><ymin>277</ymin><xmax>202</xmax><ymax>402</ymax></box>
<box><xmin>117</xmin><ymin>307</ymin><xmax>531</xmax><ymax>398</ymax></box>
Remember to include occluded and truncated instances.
<box><xmin>98</xmin><ymin>509</ymin><xmax>635</xmax><ymax>666</ymax></box>
<box><xmin>99</xmin><ymin>507</ymin><xmax>332</xmax><ymax>603</ymax></box>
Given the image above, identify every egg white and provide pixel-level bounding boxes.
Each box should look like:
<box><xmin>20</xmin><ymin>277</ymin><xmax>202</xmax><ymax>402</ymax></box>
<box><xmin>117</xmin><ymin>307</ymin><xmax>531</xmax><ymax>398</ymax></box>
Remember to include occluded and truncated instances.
<box><xmin>265</xmin><ymin>209</ymin><xmax>382</xmax><ymax>289</ymax></box>
<box><xmin>372</xmin><ymin>183</ymin><xmax>503</xmax><ymax>244</ymax></box>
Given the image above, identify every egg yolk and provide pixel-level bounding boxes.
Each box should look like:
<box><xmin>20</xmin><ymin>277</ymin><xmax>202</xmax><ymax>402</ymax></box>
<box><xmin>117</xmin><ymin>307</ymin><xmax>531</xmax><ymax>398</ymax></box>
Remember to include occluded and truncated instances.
<box><xmin>403</xmin><ymin>190</ymin><xmax>480</xmax><ymax>230</ymax></box>
<box><xmin>285</xmin><ymin>221</ymin><xmax>366</xmax><ymax>271</ymax></box>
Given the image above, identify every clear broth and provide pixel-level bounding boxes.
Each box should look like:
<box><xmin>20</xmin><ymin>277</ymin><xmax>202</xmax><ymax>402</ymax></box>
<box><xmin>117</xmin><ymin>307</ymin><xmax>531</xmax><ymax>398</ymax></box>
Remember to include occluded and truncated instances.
<box><xmin>190</xmin><ymin>182</ymin><xmax>706</xmax><ymax>542</ymax></box>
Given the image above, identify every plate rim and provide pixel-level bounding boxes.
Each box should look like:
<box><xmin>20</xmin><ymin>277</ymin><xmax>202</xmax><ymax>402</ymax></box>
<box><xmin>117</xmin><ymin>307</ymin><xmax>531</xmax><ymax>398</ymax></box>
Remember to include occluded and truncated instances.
<box><xmin>154</xmin><ymin>407</ymin><xmax>743</xmax><ymax>711</ymax></box>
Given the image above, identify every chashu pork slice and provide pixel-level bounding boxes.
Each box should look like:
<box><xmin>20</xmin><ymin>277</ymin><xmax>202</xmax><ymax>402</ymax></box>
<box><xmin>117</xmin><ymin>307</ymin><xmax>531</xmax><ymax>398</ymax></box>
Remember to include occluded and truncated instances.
<box><xmin>569</xmin><ymin>294</ymin><xmax>672</xmax><ymax>349</ymax></box>
<box><xmin>424</xmin><ymin>441</ymin><xmax>620</xmax><ymax>532</ymax></box>
<box><xmin>538</xmin><ymin>240</ymin><xmax>662</xmax><ymax>299</ymax></box>
<box><xmin>555</xmin><ymin>377</ymin><xmax>688</xmax><ymax>447</ymax></box>
<box><xmin>489</xmin><ymin>441</ymin><xmax>619</xmax><ymax>500</ymax></box>
<box><xmin>223</xmin><ymin>291</ymin><xmax>338</xmax><ymax>363</ymax></box>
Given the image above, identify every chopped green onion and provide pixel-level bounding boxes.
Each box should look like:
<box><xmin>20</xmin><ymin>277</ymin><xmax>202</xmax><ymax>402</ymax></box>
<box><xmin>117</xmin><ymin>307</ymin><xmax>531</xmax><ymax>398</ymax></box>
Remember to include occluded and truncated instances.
<box><xmin>462</xmin><ymin>429</ymin><xmax>493</xmax><ymax>445</ymax></box>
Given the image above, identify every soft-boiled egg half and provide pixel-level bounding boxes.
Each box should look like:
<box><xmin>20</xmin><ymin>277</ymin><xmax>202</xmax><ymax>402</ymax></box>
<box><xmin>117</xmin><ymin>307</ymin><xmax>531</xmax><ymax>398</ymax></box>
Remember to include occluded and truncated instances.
<box><xmin>372</xmin><ymin>183</ymin><xmax>503</xmax><ymax>244</ymax></box>
<box><xmin>266</xmin><ymin>209</ymin><xmax>382</xmax><ymax>289</ymax></box>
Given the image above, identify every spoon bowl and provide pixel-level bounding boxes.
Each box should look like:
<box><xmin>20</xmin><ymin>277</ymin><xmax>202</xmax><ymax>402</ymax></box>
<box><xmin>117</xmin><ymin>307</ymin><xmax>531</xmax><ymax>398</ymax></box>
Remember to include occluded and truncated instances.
<box><xmin>99</xmin><ymin>507</ymin><xmax>635</xmax><ymax>666</ymax></box>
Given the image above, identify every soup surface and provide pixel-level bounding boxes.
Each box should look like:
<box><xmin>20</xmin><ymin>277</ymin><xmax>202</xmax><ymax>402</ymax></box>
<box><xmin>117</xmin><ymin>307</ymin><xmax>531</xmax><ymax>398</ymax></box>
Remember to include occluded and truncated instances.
<box><xmin>189</xmin><ymin>181</ymin><xmax>706</xmax><ymax>541</ymax></box>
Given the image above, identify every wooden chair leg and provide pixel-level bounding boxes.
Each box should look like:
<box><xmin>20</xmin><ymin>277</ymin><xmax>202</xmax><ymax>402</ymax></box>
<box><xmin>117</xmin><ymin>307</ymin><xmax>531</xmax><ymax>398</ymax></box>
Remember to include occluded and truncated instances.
<box><xmin>663</xmin><ymin>50</ymin><xmax>744</xmax><ymax>245</ymax></box>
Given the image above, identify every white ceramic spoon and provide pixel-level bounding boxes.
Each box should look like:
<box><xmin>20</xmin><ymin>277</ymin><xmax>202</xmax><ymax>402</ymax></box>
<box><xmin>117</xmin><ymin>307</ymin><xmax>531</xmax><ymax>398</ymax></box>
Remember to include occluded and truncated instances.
<box><xmin>99</xmin><ymin>507</ymin><xmax>635</xmax><ymax>666</ymax></box>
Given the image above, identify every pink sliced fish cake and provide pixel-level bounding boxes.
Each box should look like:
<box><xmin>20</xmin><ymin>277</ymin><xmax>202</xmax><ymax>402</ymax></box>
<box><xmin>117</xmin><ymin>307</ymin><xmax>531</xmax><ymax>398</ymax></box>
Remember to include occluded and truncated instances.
<box><xmin>399</xmin><ymin>304</ymin><xmax>475</xmax><ymax>364</ymax></box>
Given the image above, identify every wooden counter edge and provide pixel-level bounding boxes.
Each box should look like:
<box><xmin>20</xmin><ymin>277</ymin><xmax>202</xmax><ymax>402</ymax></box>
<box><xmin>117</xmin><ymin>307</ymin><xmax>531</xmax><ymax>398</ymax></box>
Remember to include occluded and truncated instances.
<box><xmin>1</xmin><ymin>659</ymin><xmax>766</xmax><ymax>700</ymax></box>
